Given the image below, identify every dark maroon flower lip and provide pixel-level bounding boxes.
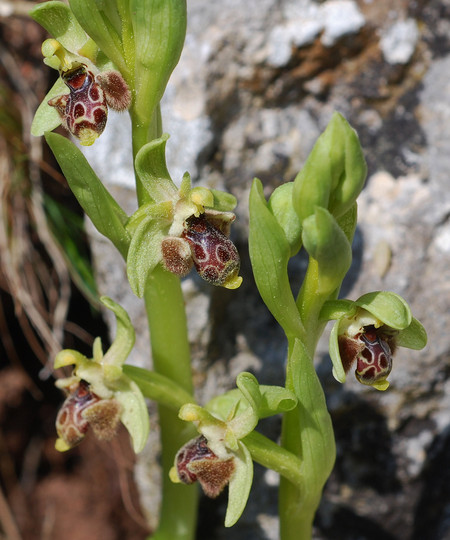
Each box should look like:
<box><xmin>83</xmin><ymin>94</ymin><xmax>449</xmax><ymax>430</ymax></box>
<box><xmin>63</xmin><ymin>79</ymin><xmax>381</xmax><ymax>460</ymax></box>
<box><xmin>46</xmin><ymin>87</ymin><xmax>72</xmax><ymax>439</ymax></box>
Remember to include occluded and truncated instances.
<box><xmin>338</xmin><ymin>325</ymin><xmax>395</xmax><ymax>387</ymax></box>
<box><xmin>174</xmin><ymin>435</ymin><xmax>235</xmax><ymax>498</ymax></box>
<box><xmin>182</xmin><ymin>214</ymin><xmax>241</xmax><ymax>288</ymax></box>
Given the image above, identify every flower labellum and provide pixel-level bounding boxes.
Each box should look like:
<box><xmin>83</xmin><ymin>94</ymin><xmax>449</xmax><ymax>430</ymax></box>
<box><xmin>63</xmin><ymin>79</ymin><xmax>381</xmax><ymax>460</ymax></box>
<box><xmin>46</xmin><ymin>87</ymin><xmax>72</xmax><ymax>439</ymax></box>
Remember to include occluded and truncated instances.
<box><xmin>48</xmin><ymin>64</ymin><xmax>131</xmax><ymax>146</ymax></box>
<box><xmin>48</xmin><ymin>64</ymin><xmax>108</xmax><ymax>146</ymax></box>
<box><xmin>173</xmin><ymin>435</ymin><xmax>235</xmax><ymax>498</ymax></box>
<box><xmin>339</xmin><ymin>325</ymin><xmax>394</xmax><ymax>389</ymax></box>
<box><xmin>182</xmin><ymin>214</ymin><xmax>242</xmax><ymax>289</ymax></box>
<box><xmin>55</xmin><ymin>379</ymin><xmax>121</xmax><ymax>451</ymax></box>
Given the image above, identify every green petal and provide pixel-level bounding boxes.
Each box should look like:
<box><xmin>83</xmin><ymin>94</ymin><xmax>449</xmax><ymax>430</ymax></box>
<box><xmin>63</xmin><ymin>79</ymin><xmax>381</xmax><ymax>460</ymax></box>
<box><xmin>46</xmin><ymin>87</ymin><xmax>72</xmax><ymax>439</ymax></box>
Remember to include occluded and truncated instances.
<box><xmin>224</xmin><ymin>442</ymin><xmax>253</xmax><ymax>527</ymax></box>
<box><xmin>31</xmin><ymin>78</ymin><xmax>66</xmax><ymax>137</ymax></box>
<box><xmin>355</xmin><ymin>291</ymin><xmax>412</xmax><ymax>330</ymax></box>
<box><xmin>329</xmin><ymin>320</ymin><xmax>346</xmax><ymax>383</ymax></box>
<box><xmin>396</xmin><ymin>317</ymin><xmax>427</xmax><ymax>350</ymax></box>
<box><xmin>100</xmin><ymin>297</ymin><xmax>135</xmax><ymax>369</ymax></box>
<box><xmin>30</xmin><ymin>1</ymin><xmax>88</xmax><ymax>53</ymax></box>
<box><xmin>210</xmin><ymin>189</ymin><xmax>237</xmax><ymax>212</ymax></box>
<box><xmin>115</xmin><ymin>378</ymin><xmax>150</xmax><ymax>453</ymax></box>
<box><xmin>126</xmin><ymin>215</ymin><xmax>166</xmax><ymax>297</ymax></box>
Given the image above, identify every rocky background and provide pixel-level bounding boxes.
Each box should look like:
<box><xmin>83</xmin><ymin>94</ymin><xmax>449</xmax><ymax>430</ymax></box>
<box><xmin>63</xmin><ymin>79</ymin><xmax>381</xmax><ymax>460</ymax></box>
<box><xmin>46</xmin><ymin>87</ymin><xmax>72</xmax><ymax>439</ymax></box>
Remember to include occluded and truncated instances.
<box><xmin>0</xmin><ymin>1</ymin><xmax>449</xmax><ymax>539</ymax></box>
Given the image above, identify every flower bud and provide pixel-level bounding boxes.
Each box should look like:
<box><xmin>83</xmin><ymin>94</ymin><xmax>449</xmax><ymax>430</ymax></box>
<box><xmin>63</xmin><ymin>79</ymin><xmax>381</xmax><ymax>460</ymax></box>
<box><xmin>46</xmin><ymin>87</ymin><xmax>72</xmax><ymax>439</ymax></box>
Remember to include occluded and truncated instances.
<box><xmin>48</xmin><ymin>64</ymin><xmax>107</xmax><ymax>146</ymax></box>
<box><xmin>173</xmin><ymin>435</ymin><xmax>235</xmax><ymax>498</ymax></box>
<box><xmin>182</xmin><ymin>214</ymin><xmax>242</xmax><ymax>289</ymax></box>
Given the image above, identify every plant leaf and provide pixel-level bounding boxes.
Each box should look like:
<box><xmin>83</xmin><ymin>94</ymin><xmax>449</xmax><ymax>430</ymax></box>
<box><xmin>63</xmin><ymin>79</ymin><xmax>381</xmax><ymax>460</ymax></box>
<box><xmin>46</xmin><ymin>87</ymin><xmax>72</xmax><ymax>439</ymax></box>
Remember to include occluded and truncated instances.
<box><xmin>45</xmin><ymin>132</ymin><xmax>130</xmax><ymax>258</ymax></box>
<box><xmin>248</xmin><ymin>178</ymin><xmax>304</xmax><ymax>339</ymax></box>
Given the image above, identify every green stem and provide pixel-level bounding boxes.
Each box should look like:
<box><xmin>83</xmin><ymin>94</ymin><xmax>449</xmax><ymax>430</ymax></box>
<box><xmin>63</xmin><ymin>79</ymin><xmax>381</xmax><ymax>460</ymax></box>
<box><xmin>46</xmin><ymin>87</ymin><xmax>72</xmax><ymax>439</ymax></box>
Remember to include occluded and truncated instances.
<box><xmin>130</xmin><ymin>108</ymin><xmax>198</xmax><ymax>540</ymax></box>
<box><xmin>279</xmin><ymin>325</ymin><xmax>336</xmax><ymax>540</ymax></box>
<box><xmin>143</xmin><ymin>266</ymin><xmax>198</xmax><ymax>540</ymax></box>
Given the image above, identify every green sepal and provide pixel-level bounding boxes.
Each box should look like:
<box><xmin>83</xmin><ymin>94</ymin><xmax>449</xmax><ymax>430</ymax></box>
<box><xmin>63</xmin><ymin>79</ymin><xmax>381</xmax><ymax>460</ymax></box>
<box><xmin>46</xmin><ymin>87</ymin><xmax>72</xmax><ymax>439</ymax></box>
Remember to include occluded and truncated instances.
<box><xmin>100</xmin><ymin>296</ymin><xmax>135</xmax><ymax>370</ymax></box>
<box><xmin>210</xmin><ymin>189</ymin><xmax>237</xmax><ymax>212</ymax></box>
<box><xmin>30</xmin><ymin>1</ymin><xmax>88</xmax><ymax>53</ymax></box>
<box><xmin>292</xmin><ymin>112</ymin><xmax>366</xmax><ymax>222</ymax></box>
<box><xmin>126</xmin><ymin>215</ymin><xmax>166</xmax><ymax>298</ymax></box>
<box><xmin>45</xmin><ymin>132</ymin><xmax>130</xmax><ymax>258</ymax></box>
<box><xmin>69</xmin><ymin>0</ymin><xmax>128</xmax><ymax>77</ymax></box>
<box><xmin>249</xmin><ymin>178</ymin><xmax>304</xmax><ymax>338</ymax></box>
<box><xmin>225</xmin><ymin>442</ymin><xmax>253</xmax><ymax>527</ymax></box>
<box><xmin>302</xmin><ymin>207</ymin><xmax>352</xmax><ymax>295</ymax></box>
<box><xmin>130</xmin><ymin>0</ymin><xmax>187</xmax><ymax>128</ymax></box>
<box><xmin>31</xmin><ymin>77</ymin><xmax>66</xmax><ymax>137</ymax></box>
<box><xmin>395</xmin><ymin>317</ymin><xmax>427</xmax><ymax>350</ymax></box>
<box><xmin>329</xmin><ymin>319</ymin><xmax>346</xmax><ymax>383</ymax></box>
<box><xmin>354</xmin><ymin>291</ymin><xmax>412</xmax><ymax>330</ymax></box>
<box><xmin>134</xmin><ymin>134</ymin><xmax>178</xmax><ymax>203</ymax></box>
<box><xmin>206</xmin><ymin>384</ymin><xmax>297</xmax><ymax>421</ymax></box>
<box><xmin>319</xmin><ymin>299</ymin><xmax>355</xmax><ymax>321</ymax></box>
<box><xmin>268</xmin><ymin>182</ymin><xmax>302</xmax><ymax>256</ymax></box>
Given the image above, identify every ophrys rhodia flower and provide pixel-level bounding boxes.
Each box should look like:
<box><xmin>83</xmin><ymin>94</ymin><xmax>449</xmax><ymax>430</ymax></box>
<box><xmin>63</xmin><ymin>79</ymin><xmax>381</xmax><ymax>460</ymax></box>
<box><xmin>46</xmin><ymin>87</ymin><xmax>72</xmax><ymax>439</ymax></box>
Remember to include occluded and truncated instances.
<box><xmin>126</xmin><ymin>135</ymin><xmax>243</xmax><ymax>296</ymax></box>
<box><xmin>30</xmin><ymin>4</ymin><xmax>131</xmax><ymax>146</ymax></box>
<box><xmin>54</xmin><ymin>297</ymin><xmax>149</xmax><ymax>452</ymax></box>
<box><xmin>323</xmin><ymin>291</ymin><xmax>427</xmax><ymax>390</ymax></box>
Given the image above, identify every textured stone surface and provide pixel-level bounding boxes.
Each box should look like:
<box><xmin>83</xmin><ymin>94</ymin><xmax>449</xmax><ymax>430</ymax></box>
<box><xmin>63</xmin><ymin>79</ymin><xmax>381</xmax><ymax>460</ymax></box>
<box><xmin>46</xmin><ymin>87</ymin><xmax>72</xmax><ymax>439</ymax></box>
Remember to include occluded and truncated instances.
<box><xmin>84</xmin><ymin>1</ymin><xmax>450</xmax><ymax>538</ymax></box>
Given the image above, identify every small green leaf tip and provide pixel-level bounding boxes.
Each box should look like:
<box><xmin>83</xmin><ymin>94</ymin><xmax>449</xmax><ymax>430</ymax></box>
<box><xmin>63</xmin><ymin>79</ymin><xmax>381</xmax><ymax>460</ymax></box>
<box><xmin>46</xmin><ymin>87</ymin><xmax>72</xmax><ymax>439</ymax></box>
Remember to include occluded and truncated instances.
<box><xmin>53</xmin><ymin>298</ymin><xmax>149</xmax><ymax>453</ymax></box>
<box><xmin>292</xmin><ymin>112</ymin><xmax>367</xmax><ymax>223</ymax></box>
<box><xmin>328</xmin><ymin>292</ymin><xmax>427</xmax><ymax>390</ymax></box>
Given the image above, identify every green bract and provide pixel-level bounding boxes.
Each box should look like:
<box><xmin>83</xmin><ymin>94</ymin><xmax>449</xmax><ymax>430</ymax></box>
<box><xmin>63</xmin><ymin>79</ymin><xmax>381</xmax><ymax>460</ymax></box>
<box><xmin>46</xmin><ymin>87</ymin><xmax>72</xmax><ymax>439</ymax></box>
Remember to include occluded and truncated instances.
<box><xmin>301</xmin><ymin>207</ymin><xmax>352</xmax><ymax>295</ymax></box>
<box><xmin>54</xmin><ymin>297</ymin><xmax>150</xmax><ymax>452</ymax></box>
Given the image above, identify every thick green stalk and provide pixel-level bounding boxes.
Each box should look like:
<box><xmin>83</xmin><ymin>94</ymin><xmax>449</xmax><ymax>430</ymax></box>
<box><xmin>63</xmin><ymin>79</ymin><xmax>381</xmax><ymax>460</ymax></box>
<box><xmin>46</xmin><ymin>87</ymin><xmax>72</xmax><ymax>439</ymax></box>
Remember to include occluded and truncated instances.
<box><xmin>144</xmin><ymin>266</ymin><xmax>198</xmax><ymax>540</ymax></box>
<box><xmin>279</xmin><ymin>297</ymin><xmax>336</xmax><ymax>539</ymax></box>
<box><xmin>131</xmin><ymin>111</ymin><xmax>198</xmax><ymax>540</ymax></box>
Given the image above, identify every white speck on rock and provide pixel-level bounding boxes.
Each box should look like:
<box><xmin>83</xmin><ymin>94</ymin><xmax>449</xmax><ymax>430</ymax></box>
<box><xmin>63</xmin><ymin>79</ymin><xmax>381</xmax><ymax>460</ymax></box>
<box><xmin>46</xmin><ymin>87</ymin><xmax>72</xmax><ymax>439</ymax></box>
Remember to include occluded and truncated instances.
<box><xmin>320</xmin><ymin>0</ymin><xmax>366</xmax><ymax>47</ymax></box>
<box><xmin>380</xmin><ymin>19</ymin><xmax>419</xmax><ymax>65</ymax></box>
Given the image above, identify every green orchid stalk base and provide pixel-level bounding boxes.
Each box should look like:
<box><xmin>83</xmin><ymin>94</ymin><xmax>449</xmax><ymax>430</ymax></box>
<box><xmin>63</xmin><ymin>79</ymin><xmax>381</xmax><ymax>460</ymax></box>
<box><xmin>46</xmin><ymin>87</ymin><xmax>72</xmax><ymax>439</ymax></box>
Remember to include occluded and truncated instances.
<box><xmin>30</xmin><ymin>2</ymin><xmax>427</xmax><ymax>539</ymax></box>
